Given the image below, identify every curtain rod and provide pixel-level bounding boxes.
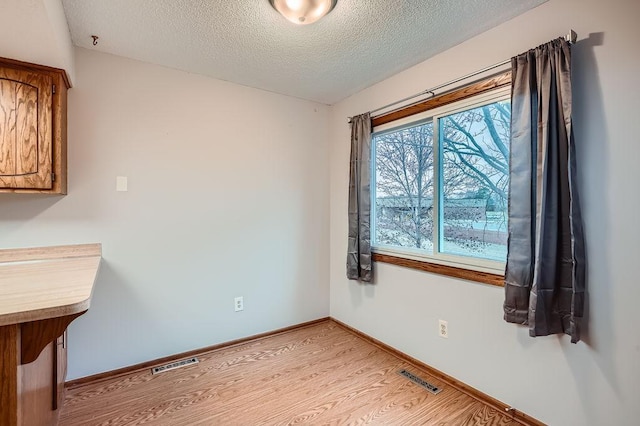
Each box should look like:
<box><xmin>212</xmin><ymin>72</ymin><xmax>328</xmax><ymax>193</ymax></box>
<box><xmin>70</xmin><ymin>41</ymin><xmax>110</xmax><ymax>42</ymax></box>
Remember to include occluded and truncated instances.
<box><xmin>350</xmin><ymin>30</ymin><xmax>577</xmax><ymax>122</ymax></box>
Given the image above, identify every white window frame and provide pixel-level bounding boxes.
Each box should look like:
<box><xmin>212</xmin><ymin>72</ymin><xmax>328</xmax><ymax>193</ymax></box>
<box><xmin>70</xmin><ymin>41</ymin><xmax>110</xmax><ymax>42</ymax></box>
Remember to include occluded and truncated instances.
<box><xmin>371</xmin><ymin>86</ymin><xmax>511</xmax><ymax>275</ymax></box>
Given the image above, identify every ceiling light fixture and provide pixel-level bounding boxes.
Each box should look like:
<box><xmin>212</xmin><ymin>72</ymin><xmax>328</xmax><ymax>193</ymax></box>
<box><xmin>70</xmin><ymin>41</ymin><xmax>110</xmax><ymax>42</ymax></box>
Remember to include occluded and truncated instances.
<box><xmin>269</xmin><ymin>0</ymin><xmax>337</xmax><ymax>25</ymax></box>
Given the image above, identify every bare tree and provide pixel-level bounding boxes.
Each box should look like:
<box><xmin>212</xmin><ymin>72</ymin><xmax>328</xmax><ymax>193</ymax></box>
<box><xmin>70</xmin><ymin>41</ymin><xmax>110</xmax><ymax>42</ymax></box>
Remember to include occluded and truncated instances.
<box><xmin>373</xmin><ymin>101</ymin><xmax>510</xmax><ymax>254</ymax></box>
<box><xmin>374</xmin><ymin>124</ymin><xmax>433</xmax><ymax>248</ymax></box>
<box><xmin>441</xmin><ymin>102</ymin><xmax>510</xmax><ymax>205</ymax></box>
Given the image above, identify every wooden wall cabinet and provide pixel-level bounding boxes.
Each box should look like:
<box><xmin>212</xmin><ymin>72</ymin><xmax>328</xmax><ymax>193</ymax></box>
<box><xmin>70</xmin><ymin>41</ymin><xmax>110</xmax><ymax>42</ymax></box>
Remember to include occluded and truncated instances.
<box><xmin>0</xmin><ymin>57</ymin><xmax>70</xmax><ymax>194</ymax></box>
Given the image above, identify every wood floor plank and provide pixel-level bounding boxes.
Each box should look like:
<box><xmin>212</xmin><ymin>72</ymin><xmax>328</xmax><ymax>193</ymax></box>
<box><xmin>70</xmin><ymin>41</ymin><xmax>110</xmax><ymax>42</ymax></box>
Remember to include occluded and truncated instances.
<box><xmin>60</xmin><ymin>321</ymin><xmax>532</xmax><ymax>425</ymax></box>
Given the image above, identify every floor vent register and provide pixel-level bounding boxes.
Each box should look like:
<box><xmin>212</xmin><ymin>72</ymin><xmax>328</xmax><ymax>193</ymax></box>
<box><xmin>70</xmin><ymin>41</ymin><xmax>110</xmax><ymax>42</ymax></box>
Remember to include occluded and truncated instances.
<box><xmin>151</xmin><ymin>357</ymin><xmax>200</xmax><ymax>375</ymax></box>
<box><xmin>398</xmin><ymin>369</ymin><xmax>442</xmax><ymax>395</ymax></box>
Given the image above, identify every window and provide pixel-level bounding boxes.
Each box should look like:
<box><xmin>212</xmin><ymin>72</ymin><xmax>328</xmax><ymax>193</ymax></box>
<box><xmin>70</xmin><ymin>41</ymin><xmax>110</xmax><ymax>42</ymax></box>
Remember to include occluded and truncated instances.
<box><xmin>371</xmin><ymin>75</ymin><xmax>511</xmax><ymax>283</ymax></box>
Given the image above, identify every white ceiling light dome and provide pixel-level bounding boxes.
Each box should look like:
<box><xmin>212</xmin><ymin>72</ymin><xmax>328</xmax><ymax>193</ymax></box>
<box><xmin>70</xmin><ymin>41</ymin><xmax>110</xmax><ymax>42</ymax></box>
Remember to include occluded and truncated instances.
<box><xmin>269</xmin><ymin>0</ymin><xmax>337</xmax><ymax>25</ymax></box>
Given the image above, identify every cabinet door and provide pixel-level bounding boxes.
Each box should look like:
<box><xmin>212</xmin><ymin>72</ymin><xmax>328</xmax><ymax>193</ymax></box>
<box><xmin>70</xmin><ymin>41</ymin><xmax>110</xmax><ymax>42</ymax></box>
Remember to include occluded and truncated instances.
<box><xmin>0</xmin><ymin>68</ymin><xmax>53</xmax><ymax>189</ymax></box>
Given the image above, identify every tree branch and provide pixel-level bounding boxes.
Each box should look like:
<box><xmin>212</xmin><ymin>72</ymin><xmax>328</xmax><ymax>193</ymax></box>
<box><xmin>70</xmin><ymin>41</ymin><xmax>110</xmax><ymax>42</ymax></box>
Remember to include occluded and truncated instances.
<box><xmin>481</xmin><ymin>106</ymin><xmax>509</xmax><ymax>162</ymax></box>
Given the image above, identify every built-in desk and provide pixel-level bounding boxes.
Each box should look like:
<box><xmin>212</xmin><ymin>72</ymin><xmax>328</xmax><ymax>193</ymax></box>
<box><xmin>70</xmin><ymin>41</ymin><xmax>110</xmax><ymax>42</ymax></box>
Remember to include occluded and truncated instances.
<box><xmin>0</xmin><ymin>244</ymin><xmax>101</xmax><ymax>426</ymax></box>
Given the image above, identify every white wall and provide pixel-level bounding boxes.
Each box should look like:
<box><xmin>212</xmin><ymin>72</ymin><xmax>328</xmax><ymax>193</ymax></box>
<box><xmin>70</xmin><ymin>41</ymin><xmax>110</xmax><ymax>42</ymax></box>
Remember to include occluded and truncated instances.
<box><xmin>0</xmin><ymin>0</ymin><xmax>76</xmax><ymax>83</ymax></box>
<box><xmin>1</xmin><ymin>0</ymin><xmax>638</xmax><ymax>423</ymax></box>
<box><xmin>0</xmin><ymin>48</ymin><xmax>330</xmax><ymax>379</ymax></box>
<box><xmin>329</xmin><ymin>0</ymin><xmax>640</xmax><ymax>425</ymax></box>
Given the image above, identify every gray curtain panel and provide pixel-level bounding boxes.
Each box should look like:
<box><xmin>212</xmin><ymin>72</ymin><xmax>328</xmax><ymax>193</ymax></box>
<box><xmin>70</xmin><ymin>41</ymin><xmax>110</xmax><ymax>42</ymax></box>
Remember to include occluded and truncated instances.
<box><xmin>504</xmin><ymin>38</ymin><xmax>586</xmax><ymax>343</ymax></box>
<box><xmin>346</xmin><ymin>113</ymin><xmax>373</xmax><ymax>282</ymax></box>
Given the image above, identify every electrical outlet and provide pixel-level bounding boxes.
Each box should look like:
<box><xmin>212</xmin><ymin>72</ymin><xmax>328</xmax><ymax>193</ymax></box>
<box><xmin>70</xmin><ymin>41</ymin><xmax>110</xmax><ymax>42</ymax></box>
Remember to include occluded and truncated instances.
<box><xmin>438</xmin><ymin>319</ymin><xmax>448</xmax><ymax>338</ymax></box>
<box><xmin>234</xmin><ymin>296</ymin><xmax>244</xmax><ymax>312</ymax></box>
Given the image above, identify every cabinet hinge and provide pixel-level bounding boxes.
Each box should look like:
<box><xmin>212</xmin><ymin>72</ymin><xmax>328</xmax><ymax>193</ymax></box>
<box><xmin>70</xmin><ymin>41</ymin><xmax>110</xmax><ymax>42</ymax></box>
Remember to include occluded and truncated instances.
<box><xmin>51</xmin><ymin>172</ymin><xmax>55</xmax><ymax>182</ymax></box>
<box><xmin>52</xmin><ymin>84</ymin><xmax>56</xmax><ymax>94</ymax></box>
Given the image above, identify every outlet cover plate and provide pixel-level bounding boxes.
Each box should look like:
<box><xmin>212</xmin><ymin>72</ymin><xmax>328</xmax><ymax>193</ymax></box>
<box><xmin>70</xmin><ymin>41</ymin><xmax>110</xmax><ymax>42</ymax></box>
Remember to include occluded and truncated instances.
<box><xmin>438</xmin><ymin>319</ymin><xmax>448</xmax><ymax>338</ymax></box>
<box><xmin>234</xmin><ymin>296</ymin><xmax>244</xmax><ymax>312</ymax></box>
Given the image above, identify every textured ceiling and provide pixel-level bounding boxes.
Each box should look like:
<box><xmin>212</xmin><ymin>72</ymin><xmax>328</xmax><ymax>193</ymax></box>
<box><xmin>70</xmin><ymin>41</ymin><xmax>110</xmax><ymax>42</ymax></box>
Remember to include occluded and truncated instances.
<box><xmin>61</xmin><ymin>0</ymin><xmax>546</xmax><ymax>104</ymax></box>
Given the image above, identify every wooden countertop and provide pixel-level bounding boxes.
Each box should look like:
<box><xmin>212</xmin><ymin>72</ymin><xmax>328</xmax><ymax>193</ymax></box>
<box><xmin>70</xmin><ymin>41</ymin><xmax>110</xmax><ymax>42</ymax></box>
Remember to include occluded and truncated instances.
<box><xmin>0</xmin><ymin>244</ymin><xmax>102</xmax><ymax>327</ymax></box>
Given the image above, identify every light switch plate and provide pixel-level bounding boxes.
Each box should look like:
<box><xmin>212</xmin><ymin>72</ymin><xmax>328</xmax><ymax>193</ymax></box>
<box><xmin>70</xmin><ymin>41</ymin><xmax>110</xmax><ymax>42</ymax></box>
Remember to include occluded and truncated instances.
<box><xmin>116</xmin><ymin>176</ymin><xmax>128</xmax><ymax>192</ymax></box>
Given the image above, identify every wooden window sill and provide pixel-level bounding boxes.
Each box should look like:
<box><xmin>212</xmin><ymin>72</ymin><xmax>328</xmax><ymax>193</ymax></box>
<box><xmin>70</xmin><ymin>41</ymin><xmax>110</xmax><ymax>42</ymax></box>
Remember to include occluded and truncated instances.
<box><xmin>372</xmin><ymin>253</ymin><xmax>504</xmax><ymax>287</ymax></box>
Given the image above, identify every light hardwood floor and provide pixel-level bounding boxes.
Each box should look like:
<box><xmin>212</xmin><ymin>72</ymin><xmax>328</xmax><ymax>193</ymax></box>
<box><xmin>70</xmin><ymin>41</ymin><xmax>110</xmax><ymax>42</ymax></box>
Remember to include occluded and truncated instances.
<box><xmin>60</xmin><ymin>320</ymin><xmax>524</xmax><ymax>425</ymax></box>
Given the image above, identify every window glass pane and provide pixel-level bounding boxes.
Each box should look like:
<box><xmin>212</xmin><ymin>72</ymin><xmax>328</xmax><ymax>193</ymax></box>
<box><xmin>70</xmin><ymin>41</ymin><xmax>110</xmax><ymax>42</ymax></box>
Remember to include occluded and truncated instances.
<box><xmin>373</xmin><ymin>122</ymin><xmax>434</xmax><ymax>253</ymax></box>
<box><xmin>439</xmin><ymin>100</ymin><xmax>510</xmax><ymax>261</ymax></box>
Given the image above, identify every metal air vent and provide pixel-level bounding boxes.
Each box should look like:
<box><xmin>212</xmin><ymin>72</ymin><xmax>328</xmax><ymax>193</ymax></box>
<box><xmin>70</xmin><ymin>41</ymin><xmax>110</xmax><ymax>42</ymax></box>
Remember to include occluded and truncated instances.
<box><xmin>151</xmin><ymin>357</ymin><xmax>199</xmax><ymax>375</ymax></box>
<box><xmin>398</xmin><ymin>369</ymin><xmax>442</xmax><ymax>394</ymax></box>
